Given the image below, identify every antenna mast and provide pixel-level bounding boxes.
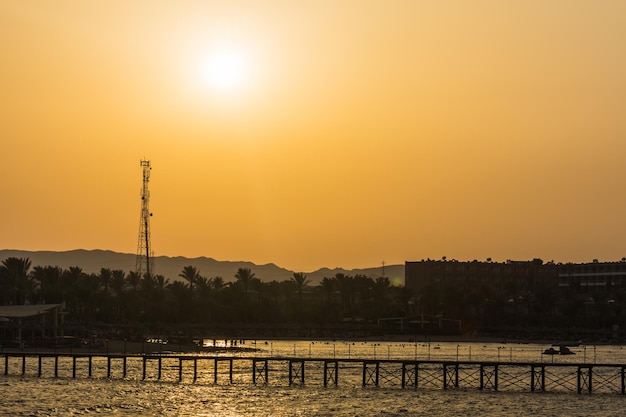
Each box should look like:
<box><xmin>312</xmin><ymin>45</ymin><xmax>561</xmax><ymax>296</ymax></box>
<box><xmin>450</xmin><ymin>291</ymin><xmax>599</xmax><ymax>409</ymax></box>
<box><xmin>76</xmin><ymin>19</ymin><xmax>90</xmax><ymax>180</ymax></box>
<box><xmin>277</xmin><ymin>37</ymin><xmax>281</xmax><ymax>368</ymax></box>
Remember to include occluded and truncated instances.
<box><xmin>136</xmin><ymin>160</ymin><xmax>153</xmax><ymax>278</ymax></box>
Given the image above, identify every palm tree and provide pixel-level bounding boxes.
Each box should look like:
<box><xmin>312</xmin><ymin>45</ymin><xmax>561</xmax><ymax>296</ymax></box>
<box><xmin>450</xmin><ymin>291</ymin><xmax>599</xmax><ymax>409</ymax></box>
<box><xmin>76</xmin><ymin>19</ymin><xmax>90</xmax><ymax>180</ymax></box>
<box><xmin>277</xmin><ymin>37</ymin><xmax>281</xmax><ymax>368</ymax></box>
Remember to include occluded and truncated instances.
<box><xmin>195</xmin><ymin>276</ymin><xmax>211</xmax><ymax>289</ymax></box>
<box><xmin>154</xmin><ymin>274</ymin><xmax>169</xmax><ymax>290</ymax></box>
<box><xmin>127</xmin><ymin>271</ymin><xmax>141</xmax><ymax>292</ymax></box>
<box><xmin>146</xmin><ymin>274</ymin><xmax>169</xmax><ymax>322</ymax></box>
<box><xmin>110</xmin><ymin>270</ymin><xmax>126</xmax><ymax>297</ymax></box>
<box><xmin>110</xmin><ymin>270</ymin><xmax>127</xmax><ymax>323</ymax></box>
<box><xmin>211</xmin><ymin>276</ymin><xmax>225</xmax><ymax>291</ymax></box>
<box><xmin>179</xmin><ymin>265</ymin><xmax>201</xmax><ymax>291</ymax></box>
<box><xmin>194</xmin><ymin>276</ymin><xmax>213</xmax><ymax>323</ymax></box>
<box><xmin>98</xmin><ymin>268</ymin><xmax>112</xmax><ymax>294</ymax></box>
<box><xmin>0</xmin><ymin>261</ymin><xmax>10</xmax><ymax>304</ymax></box>
<box><xmin>77</xmin><ymin>273</ymin><xmax>102</xmax><ymax>322</ymax></box>
<box><xmin>291</xmin><ymin>272</ymin><xmax>309</xmax><ymax>306</ymax></box>
<box><xmin>124</xmin><ymin>271</ymin><xmax>142</xmax><ymax>321</ymax></box>
<box><xmin>235</xmin><ymin>267</ymin><xmax>255</xmax><ymax>295</ymax></box>
<box><xmin>167</xmin><ymin>281</ymin><xmax>190</xmax><ymax>322</ymax></box>
<box><xmin>62</xmin><ymin>266</ymin><xmax>91</xmax><ymax>319</ymax></box>
<box><xmin>320</xmin><ymin>277</ymin><xmax>335</xmax><ymax>303</ymax></box>
<box><xmin>333</xmin><ymin>273</ymin><xmax>354</xmax><ymax>314</ymax></box>
<box><xmin>96</xmin><ymin>267</ymin><xmax>114</xmax><ymax>322</ymax></box>
<box><xmin>32</xmin><ymin>265</ymin><xmax>64</xmax><ymax>304</ymax></box>
<box><xmin>372</xmin><ymin>276</ymin><xmax>391</xmax><ymax>316</ymax></box>
<box><xmin>0</xmin><ymin>257</ymin><xmax>33</xmax><ymax>304</ymax></box>
<box><xmin>140</xmin><ymin>273</ymin><xmax>156</xmax><ymax>293</ymax></box>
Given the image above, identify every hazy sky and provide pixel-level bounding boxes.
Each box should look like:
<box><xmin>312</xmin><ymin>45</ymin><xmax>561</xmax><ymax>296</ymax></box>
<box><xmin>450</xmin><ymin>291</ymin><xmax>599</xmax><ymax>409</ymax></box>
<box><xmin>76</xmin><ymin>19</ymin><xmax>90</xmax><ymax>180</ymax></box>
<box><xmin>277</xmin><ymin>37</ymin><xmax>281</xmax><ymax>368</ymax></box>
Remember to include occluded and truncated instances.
<box><xmin>2</xmin><ymin>1</ymin><xmax>626</xmax><ymax>272</ymax></box>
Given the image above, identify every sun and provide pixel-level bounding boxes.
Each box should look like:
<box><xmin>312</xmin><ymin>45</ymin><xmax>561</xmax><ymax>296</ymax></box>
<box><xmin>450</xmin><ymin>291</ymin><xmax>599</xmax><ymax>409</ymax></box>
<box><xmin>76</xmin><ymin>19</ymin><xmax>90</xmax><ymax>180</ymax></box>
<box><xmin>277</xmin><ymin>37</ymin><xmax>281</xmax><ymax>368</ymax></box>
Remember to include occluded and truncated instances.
<box><xmin>201</xmin><ymin>47</ymin><xmax>250</xmax><ymax>94</ymax></box>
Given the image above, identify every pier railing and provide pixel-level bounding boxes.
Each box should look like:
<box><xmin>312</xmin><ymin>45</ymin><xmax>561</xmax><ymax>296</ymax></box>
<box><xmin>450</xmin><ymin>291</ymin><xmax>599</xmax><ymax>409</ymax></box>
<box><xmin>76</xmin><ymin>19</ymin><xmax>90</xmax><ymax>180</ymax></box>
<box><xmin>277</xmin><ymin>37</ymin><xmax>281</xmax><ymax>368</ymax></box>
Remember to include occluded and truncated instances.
<box><xmin>2</xmin><ymin>352</ymin><xmax>626</xmax><ymax>395</ymax></box>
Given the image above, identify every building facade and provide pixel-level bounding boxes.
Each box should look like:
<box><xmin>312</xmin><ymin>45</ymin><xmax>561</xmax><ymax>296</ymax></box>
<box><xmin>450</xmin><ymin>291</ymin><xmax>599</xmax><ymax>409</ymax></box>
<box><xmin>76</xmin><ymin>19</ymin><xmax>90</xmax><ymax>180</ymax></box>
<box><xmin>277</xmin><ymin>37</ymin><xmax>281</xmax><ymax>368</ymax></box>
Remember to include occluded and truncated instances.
<box><xmin>403</xmin><ymin>259</ymin><xmax>626</xmax><ymax>340</ymax></box>
<box><xmin>405</xmin><ymin>258</ymin><xmax>558</xmax><ymax>296</ymax></box>
<box><xmin>558</xmin><ymin>260</ymin><xmax>626</xmax><ymax>294</ymax></box>
<box><xmin>405</xmin><ymin>258</ymin><xmax>626</xmax><ymax>297</ymax></box>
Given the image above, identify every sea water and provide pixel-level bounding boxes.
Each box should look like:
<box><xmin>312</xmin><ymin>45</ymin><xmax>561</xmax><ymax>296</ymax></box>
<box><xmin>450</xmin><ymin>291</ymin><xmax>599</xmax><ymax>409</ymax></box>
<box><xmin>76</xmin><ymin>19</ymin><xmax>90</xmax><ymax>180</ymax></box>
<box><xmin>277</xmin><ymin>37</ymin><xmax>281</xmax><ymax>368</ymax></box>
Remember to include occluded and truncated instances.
<box><xmin>2</xmin><ymin>340</ymin><xmax>626</xmax><ymax>416</ymax></box>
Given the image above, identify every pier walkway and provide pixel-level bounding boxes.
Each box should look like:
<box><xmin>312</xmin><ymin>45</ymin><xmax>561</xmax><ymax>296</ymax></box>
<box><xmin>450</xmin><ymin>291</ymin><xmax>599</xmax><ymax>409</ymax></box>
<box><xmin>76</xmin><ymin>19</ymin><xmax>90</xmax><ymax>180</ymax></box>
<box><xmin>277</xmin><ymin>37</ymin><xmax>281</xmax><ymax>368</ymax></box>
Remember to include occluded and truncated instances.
<box><xmin>2</xmin><ymin>352</ymin><xmax>626</xmax><ymax>394</ymax></box>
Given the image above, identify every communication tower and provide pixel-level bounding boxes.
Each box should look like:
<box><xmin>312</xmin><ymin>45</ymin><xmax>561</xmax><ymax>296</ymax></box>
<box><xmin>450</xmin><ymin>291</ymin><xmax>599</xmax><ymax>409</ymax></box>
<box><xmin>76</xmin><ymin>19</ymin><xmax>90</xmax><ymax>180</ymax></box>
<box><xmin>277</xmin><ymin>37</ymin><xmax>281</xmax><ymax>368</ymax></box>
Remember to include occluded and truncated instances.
<box><xmin>136</xmin><ymin>160</ymin><xmax>153</xmax><ymax>278</ymax></box>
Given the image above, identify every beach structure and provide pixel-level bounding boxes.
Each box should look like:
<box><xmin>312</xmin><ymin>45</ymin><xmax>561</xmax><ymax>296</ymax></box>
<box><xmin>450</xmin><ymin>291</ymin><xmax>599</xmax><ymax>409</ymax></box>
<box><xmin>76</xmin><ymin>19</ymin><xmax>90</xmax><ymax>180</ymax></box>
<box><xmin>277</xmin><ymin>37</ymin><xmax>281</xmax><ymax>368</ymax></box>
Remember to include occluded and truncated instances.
<box><xmin>2</xmin><ymin>351</ymin><xmax>626</xmax><ymax>395</ymax></box>
<box><xmin>0</xmin><ymin>304</ymin><xmax>64</xmax><ymax>342</ymax></box>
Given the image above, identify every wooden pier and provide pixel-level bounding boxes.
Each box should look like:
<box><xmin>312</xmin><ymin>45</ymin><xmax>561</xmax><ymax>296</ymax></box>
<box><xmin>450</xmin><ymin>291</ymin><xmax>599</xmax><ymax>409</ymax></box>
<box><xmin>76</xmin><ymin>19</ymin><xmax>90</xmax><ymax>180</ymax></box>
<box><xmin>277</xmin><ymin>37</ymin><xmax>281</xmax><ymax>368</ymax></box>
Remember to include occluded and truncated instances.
<box><xmin>2</xmin><ymin>352</ymin><xmax>626</xmax><ymax>394</ymax></box>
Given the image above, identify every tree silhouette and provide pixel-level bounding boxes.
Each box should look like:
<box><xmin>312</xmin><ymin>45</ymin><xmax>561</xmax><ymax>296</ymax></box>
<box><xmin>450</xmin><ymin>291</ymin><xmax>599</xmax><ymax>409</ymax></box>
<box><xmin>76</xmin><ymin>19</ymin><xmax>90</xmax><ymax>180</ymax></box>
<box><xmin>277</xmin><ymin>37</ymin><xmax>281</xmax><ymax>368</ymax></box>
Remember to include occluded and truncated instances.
<box><xmin>179</xmin><ymin>265</ymin><xmax>201</xmax><ymax>291</ymax></box>
<box><xmin>167</xmin><ymin>281</ymin><xmax>190</xmax><ymax>323</ymax></box>
<box><xmin>32</xmin><ymin>265</ymin><xmax>64</xmax><ymax>304</ymax></box>
<box><xmin>372</xmin><ymin>276</ymin><xmax>391</xmax><ymax>316</ymax></box>
<box><xmin>235</xmin><ymin>267</ymin><xmax>255</xmax><ymax>295</ymax></box>
<box><xmin>211</xmin><ymin>276</ymin><xmax>225</xmax><ymax>291</ymax></box>
<box><xmin>6</xmin><ymin>254</ymin><xmax>623</xmax><ymax>341</ymax></box>
<box><xmin>320</xmin><ymin>277</ymin><xmax>335</xmax><ymax>304</ymax></box>
<box><xmin>127</xmin><ymin>271</ymin><xmax>141</xmax><ymax>292</ymax></box>
<box><xmin>99</xmin><ymin>268</ymin><xmax>112</xmax><ymax>294</ymax></box>
<box><xmin>154</xmin><ymin>274</ymin><xmax>169</xmax><ymax>290</ymax></box>
<box><xmin>333</xmin><ymin>273</ymin><xmax>355</xmax><ymax>315</ymax></box>
<box><xmin>110</xmin><ymin>269</ymin><xmax>127</xmax><ymax>323</ymax></box>
<box><xmin>0</xmin><ymin>257</ymin><xmax>32</xmax><ymax>304</ymax></box>
<box><xmin>291</xmin><ymin>272</ymin><xmax>309</xmax><ymax>301</ymax></box>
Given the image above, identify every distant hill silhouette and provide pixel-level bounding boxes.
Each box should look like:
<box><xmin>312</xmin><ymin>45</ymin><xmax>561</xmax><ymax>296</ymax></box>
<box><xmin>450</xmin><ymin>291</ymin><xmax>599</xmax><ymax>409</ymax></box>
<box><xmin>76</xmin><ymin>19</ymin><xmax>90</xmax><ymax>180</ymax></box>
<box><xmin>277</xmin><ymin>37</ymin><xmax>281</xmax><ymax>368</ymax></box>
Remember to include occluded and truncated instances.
<box><xmin>0</xmin><ymin>249</ymin><xmax>405</xmax><ymax>286</ymax></box>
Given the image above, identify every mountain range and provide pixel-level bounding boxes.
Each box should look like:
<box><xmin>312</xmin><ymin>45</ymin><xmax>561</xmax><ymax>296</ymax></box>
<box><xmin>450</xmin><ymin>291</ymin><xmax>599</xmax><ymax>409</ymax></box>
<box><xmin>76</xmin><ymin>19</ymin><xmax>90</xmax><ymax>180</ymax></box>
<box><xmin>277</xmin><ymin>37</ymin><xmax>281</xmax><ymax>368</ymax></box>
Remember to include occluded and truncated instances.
<box><xmin>0</xmin><ymin>249</ymin><xmax>405</xmax><ymax>286</ymax></box>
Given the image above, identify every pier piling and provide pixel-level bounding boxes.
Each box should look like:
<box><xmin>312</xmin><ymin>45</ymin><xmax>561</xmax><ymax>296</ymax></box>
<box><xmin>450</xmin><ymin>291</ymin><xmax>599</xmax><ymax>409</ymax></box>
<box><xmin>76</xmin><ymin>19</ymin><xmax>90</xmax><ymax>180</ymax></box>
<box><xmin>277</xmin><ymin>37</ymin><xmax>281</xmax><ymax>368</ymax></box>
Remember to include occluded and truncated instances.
<box><xmin>289</xmin><ymin>360</ymin><xmax>305</xmax><ymax>385</ymax></box>
<box><xmin>253</xmin><ymin>359</ymin><xmax>268</xmax><ymax>384</ymax></box>
<box><xmin>323</xmin><ymin>360</ymin><xmax>338</xmax><ymax>386</ymax></box>
<box><xmin>363</xmin><ymin>361</ymin><xmax>379</xmax><ymax>387</ymax></box>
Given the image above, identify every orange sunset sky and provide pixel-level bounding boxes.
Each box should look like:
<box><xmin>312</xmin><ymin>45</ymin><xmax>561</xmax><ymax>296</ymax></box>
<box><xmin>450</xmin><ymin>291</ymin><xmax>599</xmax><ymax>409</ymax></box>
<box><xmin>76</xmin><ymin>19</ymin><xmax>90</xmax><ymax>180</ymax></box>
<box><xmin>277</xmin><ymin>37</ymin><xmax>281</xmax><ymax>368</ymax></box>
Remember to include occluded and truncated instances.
<box><xmin>2</xmin><ymin>1</ymin><xmax>626</xmax><ymax>272</ymax></box>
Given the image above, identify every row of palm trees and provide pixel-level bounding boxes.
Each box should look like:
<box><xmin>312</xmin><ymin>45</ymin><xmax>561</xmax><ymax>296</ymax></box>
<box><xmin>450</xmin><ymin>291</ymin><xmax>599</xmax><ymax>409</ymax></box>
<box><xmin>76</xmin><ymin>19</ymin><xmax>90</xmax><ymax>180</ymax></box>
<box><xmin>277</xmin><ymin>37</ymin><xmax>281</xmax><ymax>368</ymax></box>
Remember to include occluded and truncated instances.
<box><xmin>0</xmin><ymin>257</ymin><xmax>410</xmax><ymax>331</ymax></box>
<box><xmin>4</xmin><ymin>256</ymin><xmax>624</xmax><ymax>340</ymax></box>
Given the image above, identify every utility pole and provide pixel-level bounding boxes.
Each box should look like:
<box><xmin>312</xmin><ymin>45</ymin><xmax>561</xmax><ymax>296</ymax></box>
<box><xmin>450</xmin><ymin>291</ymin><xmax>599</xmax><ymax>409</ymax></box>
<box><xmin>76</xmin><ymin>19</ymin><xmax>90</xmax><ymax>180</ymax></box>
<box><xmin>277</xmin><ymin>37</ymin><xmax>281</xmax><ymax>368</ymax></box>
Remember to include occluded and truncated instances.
<box><xmin>136</xmin><ymin>160</ymin><xmax>153</xmax><ymax>278</ymax></box>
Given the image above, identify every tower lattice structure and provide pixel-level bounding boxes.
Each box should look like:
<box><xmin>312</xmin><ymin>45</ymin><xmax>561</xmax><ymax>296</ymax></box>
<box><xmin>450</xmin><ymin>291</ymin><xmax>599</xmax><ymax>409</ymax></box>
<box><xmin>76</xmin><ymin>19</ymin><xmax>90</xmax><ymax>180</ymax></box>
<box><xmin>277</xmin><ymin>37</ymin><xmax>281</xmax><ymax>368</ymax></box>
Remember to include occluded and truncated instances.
<box><xmin>136</xmin><ymin>160</ymin><xmax>153</xmax><ymax>278</ymax></box>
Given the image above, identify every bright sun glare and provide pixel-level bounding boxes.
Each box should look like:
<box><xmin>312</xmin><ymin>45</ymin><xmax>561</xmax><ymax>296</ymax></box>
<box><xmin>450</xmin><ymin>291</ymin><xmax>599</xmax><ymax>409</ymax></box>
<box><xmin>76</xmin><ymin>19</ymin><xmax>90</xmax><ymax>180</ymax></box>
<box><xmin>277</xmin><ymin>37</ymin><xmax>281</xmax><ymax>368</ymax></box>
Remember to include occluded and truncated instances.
<box><xmin>201</xmin><ymin>47</ymin><xmax>249</xmax><ymax>94</ymax></box>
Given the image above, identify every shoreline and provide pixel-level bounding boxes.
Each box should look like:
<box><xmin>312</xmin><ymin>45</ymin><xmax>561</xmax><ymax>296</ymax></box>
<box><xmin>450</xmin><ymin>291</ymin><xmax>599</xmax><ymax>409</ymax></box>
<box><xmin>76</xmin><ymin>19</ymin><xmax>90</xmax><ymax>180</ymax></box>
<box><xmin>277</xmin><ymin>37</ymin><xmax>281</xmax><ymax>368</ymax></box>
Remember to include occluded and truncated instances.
<box><xmin>2</xmin><ymin>335</ymin><xmax>589</xmax><ymax>355</ymax></box>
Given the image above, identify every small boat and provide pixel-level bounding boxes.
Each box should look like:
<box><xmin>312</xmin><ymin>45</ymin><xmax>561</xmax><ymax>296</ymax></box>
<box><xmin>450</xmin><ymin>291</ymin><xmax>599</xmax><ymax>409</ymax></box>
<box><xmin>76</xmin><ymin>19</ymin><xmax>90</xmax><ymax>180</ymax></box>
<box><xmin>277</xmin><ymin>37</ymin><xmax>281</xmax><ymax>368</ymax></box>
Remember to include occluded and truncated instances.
<box><xmin>543</xmin><ymin>345</ymin><xmax>575</xmax><ymax>355</ymax></box>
